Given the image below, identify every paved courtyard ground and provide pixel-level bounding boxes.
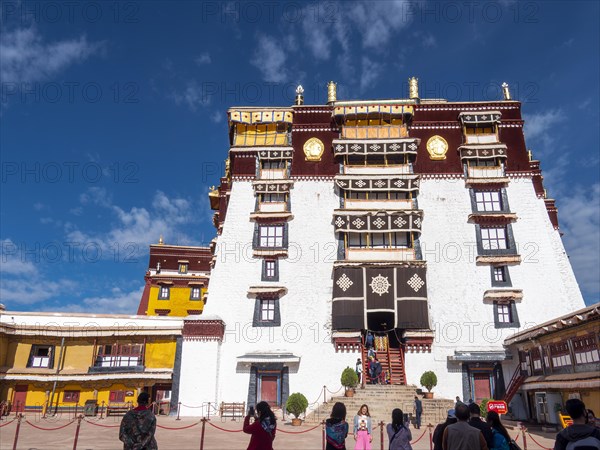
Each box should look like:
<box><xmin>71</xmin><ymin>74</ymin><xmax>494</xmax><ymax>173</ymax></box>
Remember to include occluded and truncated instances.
<box><xmin>0</xmin><ymin>415</ymin><xmax>558</xmax><ymax>450</ymax></box>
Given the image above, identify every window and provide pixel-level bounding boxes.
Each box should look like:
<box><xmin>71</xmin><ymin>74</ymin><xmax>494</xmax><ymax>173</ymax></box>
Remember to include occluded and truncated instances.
<box><xmin>475</xmin><ymin>191</ymin><xmax>502</xmax><ymax>212</ymax></box>
<box><xmin>258</xmin><ymin>225</ymin><xmax>284</xmax><ymax>248</ymax></box>
<box><xmin>493</xmin><ymin>301</ymin><xmax>520</xmax><ymax>328</ymax></box>
<box><xmin>481</xmin><ymin>227</ymin><xmax>507</xmax><ymax>250</ymax></box>
<box><xmin>178</xmin><ymin>263</ymin><xmax>188</xmax><ymax>274</ymax></box>
<box><xmin>491</xmin><ymin>265</ymin><xmax>512</xmax><ymax>287</ymax></box>
<box><xmin>468</xmin><ymin>158</ymin><xmax>497</xmax><ymax>167</ymax></box>
<box><xmin>27</xmin><ymin>345</ymin><xmax>54</xmax><ymax>368</ymax></box>
<box><xmin>63</xmin><ymin>391</ymin><xmax>80</xmax><ymax>403</ymax></box>
<box><xmin>549</xmin><ymin>342</ymin><xmax>572</xmax><ymax>368</ymax></box>
<box><xmin>158</xmin><ymin>286</ymin><xmax>170</xmax><ymax>300</ymax></box>
<box><xmin>253</xmin><ymin>297</ymin><xmax>281</xmax><ymax>327</ymax></box>
<box><xmin>96</xmin><ymin>344</ymin><xmax>142</xmax><ymax>368</ymax></box>
<box><xmin>261</xmin><ymin>160</ymin><xmax>286</xmax><ymax>170</ymax></box>
<box><xmin>262</xmin><ymin>259</ymin><xmax>279</xmax><ymax>281</ymax></box>
<box><xmin>531</xmin><ymin>347</ymin><xmax>543</xmax><ymax>373</ymax></box>
<box><xmin>465</xmin><ymin>126</ymin><xmax>495</xmax><ymax>135</ymax></box>
<box><xmin>261</xmin><ymin>193</ymin><xmax>286</xmax><ymax>203</ymax></box>
<box><xmin>109</xmin><ymin>390</ymin><xmax>126</xmax><ymax>403</ymax></box>
<box><xmin>348</xmin><ymin>233</ymin><xmax>367</xmax><ymax>248</ymax></box>
<box><xmin>190</xmin><ymin>286</ymin><xmax>202</xmax><ymax>300</ymax></box>
<box><xmin>572</xmin><ymin>335</ymin><xmax>600</xmax><ymax>364</ymax></box>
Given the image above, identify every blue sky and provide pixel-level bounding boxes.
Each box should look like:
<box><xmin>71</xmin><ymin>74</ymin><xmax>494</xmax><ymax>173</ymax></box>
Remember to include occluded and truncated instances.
<box><xmin>1</xmin><ymin>1</ymin><xmax>598</xmax><ymax>313</ymax></box>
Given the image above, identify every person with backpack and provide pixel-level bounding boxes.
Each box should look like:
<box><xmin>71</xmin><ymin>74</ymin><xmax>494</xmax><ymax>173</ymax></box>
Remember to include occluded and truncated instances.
<box><xmin>326</xmin><ymin>402</ymin><xmax>349</xmax><ymax>450</ymax></box>
<box><xmin>486</xmin><ymin>411</ymin><xmax>511</xmax><ymax>450</ymax></box>
<box><xmin>433</xmin><ymin>410</ymin><xmax>457</xmax><ymax>450</ymax></box>
<box><xmin>243</xmin><ymin>401</ymin><xmax>277</xmax><ymax>450</ymax></box>
<box><xmin>554</xmin><ymin>399</ymin><xmax>600</xmax><ymax>450</ymax></box>
<box><xmin>387</xmin><ymin>408</ymin><xmax>412</xmax><ymax>450</ymax></box>
<box><xmin>119</xmin><ymin>392</ymin><xmax>158</xmax><ymax>450</ymax></box>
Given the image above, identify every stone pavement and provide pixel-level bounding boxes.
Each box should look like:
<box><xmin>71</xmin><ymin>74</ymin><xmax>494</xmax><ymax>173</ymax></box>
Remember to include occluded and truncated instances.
<box><xmin>0</xmin><ymin>414</ymin><xmax>558</xmax><ymax>450</ymax></box>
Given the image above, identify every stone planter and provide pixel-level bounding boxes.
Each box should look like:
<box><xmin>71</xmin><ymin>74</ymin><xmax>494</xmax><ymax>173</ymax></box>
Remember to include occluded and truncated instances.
<box><xmin>291</xmin><ymin>418</ymin><xmax>302</xmax><ymax>426</ymax></box>
<box><xmin>344</xmin><ymin>389</ymin><xmax>355</xmax><ymax>398</ymax></box>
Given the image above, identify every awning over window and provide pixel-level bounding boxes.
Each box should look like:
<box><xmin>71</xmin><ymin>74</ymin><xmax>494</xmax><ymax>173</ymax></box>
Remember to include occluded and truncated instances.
<box><xmin>252</xmin><ymin>180</ymin><xmax>292</xmax><ymax>193</ymax></box>
<box><xmin>335</xmin><ymin>174</ymin><xmax>420</xmax><ymax>192</ymax></box>
<box><xmin>334</xmin><ymin>104</ymin><xmax>414</xmax><ymax>118</ymax></box>
<box><xmin>333</xmin><ymin>139</ymin><xmax>419</xmax><ymax>157</ymax></box>
<box><xmin>333</xmin><ymin>210</ymin><xmax>423</xmax><ymax>234</ymax></box>
<box><xmin>236</xmin><ymin>352</ymin><xmax>300</xmax><ymax>364</ymax></box>
<box><xmin>458</xmin><ymin>111</ymin><xmax>502</xmax><ymax>125</ymax></box>
<box><xmin>247</xmin><ymin>286</ymin><xmax>287</xmax><ymax>298</ymax></box>
<box><xmin>332</xmin><ymin>265</ymin><xmax>429</xmax><ymax>331</ymax></box>
<box><xmin>229</xmin><ymin>109</ymin><xmax>293</xmax><ymax>124</ymax></box>
<box><xmin>459</xmin><ymin>144</ymin><xmax>507</xmax><ymax>160</ymax></box>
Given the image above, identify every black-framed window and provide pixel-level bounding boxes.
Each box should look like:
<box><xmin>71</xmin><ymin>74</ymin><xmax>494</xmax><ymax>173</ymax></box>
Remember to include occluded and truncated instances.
<box><xmin>253</xmin><ymin>223</ymin><xmax>288</xmax><ymax>249</ymax></box>
<box><xmin>253</xmin><ymin>297</ymin><xmax>281</xmax><ymax>327</ymax></box>
<box><xmin>491</xmin><ymin>265</ymin><xmax>512</xmax><ymax>287</ymax></box>
<box><xmin>261</xmin><ymin>193</ymin><xmax>286</xmax><ymax>203</ymax></box>
<box><xmin>470</xmin><ymin>189</ymin><xmax>510</xmax><ymax>213</ymax></box>
<box><xmin>262</xmin><ymin>259</ymin><xmax>279</xmax><ymax>281</ymax></box>
<box><xmin>190</xmin><ymin>286</ymin><xmax>202</xmax><ymax>300</ymax></box>
<box><xmin>63</xmin><ymin>391</ymin><xmax>80</xmax><ymax>403</ymax></box>
<box><xmin>27</xmin><ymin>345</ymin><xmax>54</xmax><ymax>368</ymax></box>
<box><xmin>158</xmin><ymin>285</ymin><xmax>170</xmax><ymax>300</ymax></box>
<box><xmin>493</xmin><ymin>301</ymin><xmax>520</xmax><ymax>328</ymax></box>
<box><xmin>549</xmin><ymin>342</ymin><xmax>572</xmax><ymax>368</ymax></box>
<box><xmin>572</xmin><ymin>334</ymin><xmax>600</xmax><ymax>364</ymax></box>
<box><xmin>178</xmin><ymin>263</ymin><xmax>188</xmax><ymax>274</ymax></box>
<box><xmin>476</xmin><ymin>224</ymin><xmax>516</xmax><ymax>256</ymax></box>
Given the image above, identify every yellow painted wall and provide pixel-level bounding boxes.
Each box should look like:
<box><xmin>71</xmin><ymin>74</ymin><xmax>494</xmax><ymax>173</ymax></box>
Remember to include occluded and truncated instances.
<box><xmin>0</xmin><ymin>334</ymin><xmax>8</xmax><ymax>367</ymax></box>
<box><xmin>61</xmin><ymin>342</ymin><xmax>94</xmax><ymax>370</ymax></box>
<box><xmin>145</xmin><ymin>340</ymin><xmax>176</xmax><ymax>368</ymax></box>
<box><xmin>147</xmin><ymin>285</ymin><xmax>205</xmax><ymax>317</ymax></box>
<box><xmin>9</xmin><ymin>341</ymin><xmax>32</xmax><ymax>368</ymax></box>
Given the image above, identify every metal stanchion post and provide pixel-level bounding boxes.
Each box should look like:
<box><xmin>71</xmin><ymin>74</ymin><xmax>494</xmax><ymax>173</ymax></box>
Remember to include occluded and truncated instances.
<box><xmin>521</xmin><ymin>424</ymin><xmax>528</xmax><ymax>450</ymax></box>
<box><xmin>72</xmin><ymin>414</ymin><xmax>83</xmax><ymax>450</ymax></box>
<box><xmin>176</xmin><ymin>402</ymin><xmax>181</xmax><ymax>420</ymax></box>
<box><xmin>100</xmin><ymin>401</ymin><xmax>105</xmax><ymax>419</ymax></box>
<box><xmin>207</xmin><ymin>402</ymin><xmax>211</xmax><ymax>420</ymax></box>
<box><xmin>321</xmin><ymin>420</ymin><xmax>325</xmax><ymax>450</ymax></box>
<box><xmin>379</xmin><ymin>420</ymin><xmax>384</xmax><ymax>450</ymax></box>
<box><xmin>429</xmin><ymin>423</ymin><xmax>433</xmax><ymax>450</ymax></box>
<box><xmin>323</xmin><ymin>386</ymin><xmax>326</xmax><ymax>405</ymax></box>
<box><xmin>199</xmin><ymin>417</ymin><xmax>207</xmax><ymax>450</ymax></box>
<box><xmin>12</xmin><ymin>413</ymin><xmax>22</xmax><ymax>450</ymax></box>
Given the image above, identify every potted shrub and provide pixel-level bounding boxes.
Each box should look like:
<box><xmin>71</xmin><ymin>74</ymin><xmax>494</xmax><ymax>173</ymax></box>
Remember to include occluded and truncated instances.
<box><xmin>480</xmin><ymin>398</ymin><xmax>490</xmax><ymax>418</ymax></box>
<box><xmin>286</xmin><ymin>393</ymin><xmax>308</xmax><ymax>426</ymax></box>
<box><xmin>341</xmin><ymin>367</ymin><xmax>359</xmax><ymax>397</ymax></box>
<box><xmin>420</xmin><ymin>371</ymin><xmax>437</xmax><ymax>399</ymax></box>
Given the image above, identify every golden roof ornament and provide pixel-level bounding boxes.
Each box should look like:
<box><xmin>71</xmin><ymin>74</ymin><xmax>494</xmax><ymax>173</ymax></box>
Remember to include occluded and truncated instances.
<box><xmin>224</xmin><ymin>158</ymin><xmax>230</xmax><ymax>178</ymax></box>
<box><xmin>327</xmin><ymin>81</ymin><xmax>337</xmax><ymax>104</ymax></box>
<box><xmin>502</xmin><ymin>82</ymin><xmax>511</xmax><ymax>100</ymax></box>
<box><xmin>158</xmin><ymin>235</ymin><xmax>164</xmax><ymax>245</ymax></box>
<box><xmin>426</xmin><ymin>135</ymin><xmax>448</xmax><ymax>160</ymax></box>
<box><xmin>304</xmin><ymin>137</ymin><xmax>324</xmax><ymax>161</ymax></box>
<box><xmin>409</xmin><ymin>77</ymin><xmax>419</xmax><ymax>100</ymax></box>
<box><xmin>295</xmin><ymin>85</ymin><xmax>304</xmax><ymax>105</ymax></box>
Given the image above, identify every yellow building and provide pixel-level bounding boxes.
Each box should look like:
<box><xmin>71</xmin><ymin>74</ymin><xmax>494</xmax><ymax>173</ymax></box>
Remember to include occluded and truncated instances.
<box><xmin>0</xmin><ymin>309</ymin><xmax>182</xmax><ymax>416</ymax></box>
<box><xmin>137</xmin><ymin>241</ymin><xmax>211</xmax><ymax>317</ymax></box>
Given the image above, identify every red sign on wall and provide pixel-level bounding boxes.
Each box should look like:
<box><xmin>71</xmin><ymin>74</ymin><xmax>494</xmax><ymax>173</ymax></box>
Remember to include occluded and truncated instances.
<box><xmin>487</xmin><ymin>400</ymin><xmax>508</xmax><ymax>414</ymax></box>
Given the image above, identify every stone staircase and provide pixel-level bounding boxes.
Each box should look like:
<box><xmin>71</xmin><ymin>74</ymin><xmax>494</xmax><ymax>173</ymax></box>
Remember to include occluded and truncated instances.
<box><xmin>305</xmin><ymin>385</ymin><xmax>454</xmax><ymax>426</ymax></box>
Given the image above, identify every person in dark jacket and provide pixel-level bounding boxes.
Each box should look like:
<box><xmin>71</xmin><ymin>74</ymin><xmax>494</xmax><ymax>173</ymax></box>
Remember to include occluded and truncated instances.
<box><xmin>243</xmin><ymin>401</ymin><xmax>277</xmax><ymax>450</ymax></box>
<box><xmin>486</xmin><ymin>411</ymin><xmax>511</xmax><ymax>450</ymax></box>
<box><xmin>372</xmin><ymin>358</ymin><xmax>382</xmax><ymax>385</ymax></box>
<box><xmin>433</xmin><ymin>410</ymin><xmax>457</xmax><ymax>450</ymax></box>
<box><xmin>469</xmin><ymin>402</ymin><xmax>494</xmax><ymax>449</ymax></box>
<box><xmin>326</xmin><ymin>402</ymin><xmax>349</xmax><ymax>450</ymax></box>
<box><xmin>414</xmin><ymin>396</ymin><xmax>423</xmax><ymax>430</ymax></box>
<box><xmin>119</xmin><ymin>392</ymin><xmax>158</xmax><ymax>450</ymax></box>
<box><xmin>554</xmin><ymin>399</ymin><xmax>600</xmax><ymax>450</ymax></box>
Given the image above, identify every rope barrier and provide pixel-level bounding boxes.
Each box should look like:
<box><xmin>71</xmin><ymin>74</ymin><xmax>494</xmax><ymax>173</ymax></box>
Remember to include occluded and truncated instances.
<box><xmin>0</xmin><ymin>416</ymin><xmax>17</xmax><ymax>428</ymax></box>
<box><xmin>24</xmin><ymin>419</ymin><xmax>76</xmax><ymax>431</ymax></box>
<box><xmin>526</xmin><ymin>431</ymin><xmax>552</xmax><ymax>450</ymax></box>
<box><xmin>206</xmin><ymin>421</ymin><xmax>244</xmax><ymax>433</ymax></box>
<box><xmin>180</xmin><ymin>403</ymin><xmax>205</xmax><ymax>409</ymax></box>
<box><xmin>410</xmin><ymin>428</ymin><xmax>428</xmax><ymax>444</ymax></box>
<box><xmin>325</xmin><ymin>386</ymin><xmax>344</xmax><ymax>395</ymax></box>
<box><xmin>83</xmin><ymin>417</ymin><xmax>120</xmax><ymax>428</ymax></box>
<box><xmin>156</xmin><ymin>420</ymin><xmax>201</xmax><ymax>431</ymax></box>
<box><xmin>278</xmin><ymin>423</ymin><xmax>322</xmax><ymax>434</ymax></box>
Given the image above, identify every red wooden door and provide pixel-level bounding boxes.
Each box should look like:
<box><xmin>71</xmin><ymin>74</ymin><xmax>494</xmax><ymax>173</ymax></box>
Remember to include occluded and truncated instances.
<box><xmin>13</xmin><ymin>385</ymin><xmax>28</xmax><ymax>412</ymax></box>
<box><xmin>260</xmin><ymin>376</ymin><xmax>278</xmax><ymax>406</ymax></box>
<box><xmin>474</xmin><ymin>374</ymin><xmax>491</xmax><ymax>403</ymax></box>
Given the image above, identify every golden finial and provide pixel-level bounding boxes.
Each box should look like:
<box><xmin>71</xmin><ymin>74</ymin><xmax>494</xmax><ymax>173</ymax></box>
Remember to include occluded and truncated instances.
<box><xmin>327</xmin><ymin>81</ymin><xmax>337</xmax><ymax>104</ymax></box>
<box><xmin>158</xmin><ymin>235</ymin><xmax>164</xmax><ymax>245</ymax></box>
<box><xmin>502</xmin><ymin>82</ymin><xmax>511</xmax><ymax>100</ymax></box>
<box><xmin>528</xmin><ymin>150</ymin><xmax>533</xmax><ymax>161</ymax></box>
<box><xmin>543</xmin><ymin>189</ymin><xmax>547</xmax><ymax>199</ymax></box>
<box><xmin>295</xmin><ymin>85</ymin><xmax>304</xmax><ymax>105</ymax></box>
<box><xmin>409</xmin><ymin>77</ymin><xmax>419</xmax><ymax>99</ymax></box>
<box><xmin>224</xmin><ymin>158</ymin><xmax>230</xmax><ymax>178</ymax></box>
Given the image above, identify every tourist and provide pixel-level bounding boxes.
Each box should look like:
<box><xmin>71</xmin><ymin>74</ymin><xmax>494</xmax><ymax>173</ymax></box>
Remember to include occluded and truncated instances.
<box><xmin>243</xmin><ymin>401</ymin><xmax>277</xmax><ymax>450</ymax></box>
<box><xmin>486</xmin><ymin>411</ymin><xmax>511</xmax><ymax>450</ymax></box>
<box><xmin>554</xmin><ymin>399</ymin><xmax>600</xmax><ymax>450</ymax></box>
<box><xmin>413</xmin><ymin>396</ymin><xmax>423</xmax><ymax>430</ymax></box>
<box><xmin>432</xmin><ymin>409</ymin><xmax>457</xmax><ymax>450</ymax></box>
<box><xmin>387</xmin><ymin>408</ymin><xmax>412</xmax><ymax>450</ymax></box>
<box><xmin>468</xmin><ymin>402</ymin><xmax>494</xmax><ymax>449</ymax></box>
<box><xmin>353</xmin><ymin>404</ymin><xmax>373</xmax><ymax>450</ymax></box>
<box><xmin>372</xmin><ymin>358</ymin><xmax>382</xmax><ymax>385</ymax></box>
<box><xmin>368</xmin><ymin>356</ymin><xmax>375</xmax><ymax>384</ymax></box>
<box><xmin>119</xmin><ymin>392</ymin><xmax>158</xmax><ymax>450</ymax></box>
<box><xmin>587</xmin><ymin>410</ymin><xmax>600</xmax><ymax>429</ymax></box>
<box><xmin>356</xmin><ymin>358</ymin><xmax>363</xmax><ymax>384</ymax></box>
<box><xmin>442</xmin><ymin>403</ymin><xmax>488</xmax><ymax>450</ymax></box>
<box><xmin>366</xmin><ymin>332</ymin><xmax>374</xmax><ymax>349</ymax></box>
<box><xmin>326</xmin><ymin>402</ymin><xmax>349</xmax><ymax>450</ymax></box>
<box><xmin>455</xmin><ymin>396</ymin><xmax>465</xmax><ymax>409</ymax></box>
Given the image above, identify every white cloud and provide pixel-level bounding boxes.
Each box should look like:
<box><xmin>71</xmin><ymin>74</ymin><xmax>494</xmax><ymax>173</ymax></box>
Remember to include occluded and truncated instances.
<box><xmin>195</xmin><ymin>52</ymin><xmax>212</xmax><ymax>65</ymax></box>
<box><xmin>302</xmin><ymin>22</ymin><xmax>331</xmax><ymax>60</ymax></box>
<box><xmin>210</xmin><ymin>110</ymin><xmax>224</xmax><ymax>123</ymax></box>
<box><xmin>0</xmin><ymin>26</ymin><xmax>101</xmax><ymax>83</ymax></box>
<box><xmin>360</xmin><ymin>56</ymin><xmax>383</xmax><ymax>92</ymax></box>
<box><xmin>0</xmin><ymin>239</ymin><xmax>38</xmax><ymax>275</ymax></box>
<box><xmin>44</xmin><ymin>286</ymin><xmax>145</xmax><ymax>314</ymax></box>
<box><xmin>559</xmin><ymin>183</ymin><xmax>600</xmax><ymax>300</ymax></box>
<box><xmin>346</xmin><ymin>1</ymin><xmax>413</xmax><ymax>49</ymax></box>
<box><xmin>523</xmin><ymin>109</ymin><xmax>562</xmax><ymax>151</ymax></box>
<box><xmin>168</xmin><ymin>81</ymin><xmax>210</xmax><ymax>111</ymax></box>
<box><xmin>250</xmin><ymin>35</ymin><xmax>287</xmax><ymax>83</ymax></box>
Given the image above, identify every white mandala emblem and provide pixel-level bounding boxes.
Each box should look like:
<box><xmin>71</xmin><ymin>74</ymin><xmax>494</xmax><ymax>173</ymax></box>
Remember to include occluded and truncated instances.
<box><xmin>394</xmin><ymin>217</ymin><xmax>407</xmax><ymax>228</ymax></box>
<box><xmin>335</xmin><ymin>217</ymin><xmax>345</xmax><ymax>228</ymax></box>
<box><xmin>352</xmin><ymin>218</ymin><xmax>365</xmax><ymax>229</ymax></box>
<box><xmin>351</xmin><ymin>144</ymin><xmax>362</xmax><ymax>152</ymax></box>
<box><xmin>370</xmin><ymin>274</ymin><xmax>391</xmax><ymax>296</ymax></box>
<box><xmin>355</xmin><ymin>180</ymin><xmax>366</xmax><ymax>188</ymax></box>
<box><xmin>336</xmin><ymin>273</ymin><xmax>353</xmax><ymax>292</ymax></box>
<box><xmin>373</xmin><ymin>217</ymin><xmax>386</xmax><ymax>229</ymax></box>
<box><xmin>407</xmin><ymin>273</ymin><xmax>425</xmax><ymax>292</ymax></box>
<box><xmin>390</xmin><ymin>143</ymin><xmax>401</xmax><ymax>151</ymax></box>
<box><xmin>409</xmin><ymin>143</ymin><xmax>417</xmax><ymax>150</ymax></box>
<box><xmin>394</xmin><ymin>180</ymin><xmax>405</xmax><ymax>187</ymax></box>
<box><xmin>374</xmin><ymin>180</ymin><xmax>386</xmax><ymax>188</ymax></box>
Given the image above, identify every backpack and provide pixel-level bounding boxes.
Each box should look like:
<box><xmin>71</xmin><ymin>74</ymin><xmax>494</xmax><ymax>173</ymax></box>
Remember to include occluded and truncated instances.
<box><xmin>565</xmin><ymin>436</ymin><xmax>600</xmax><ymax>450</ymax></box>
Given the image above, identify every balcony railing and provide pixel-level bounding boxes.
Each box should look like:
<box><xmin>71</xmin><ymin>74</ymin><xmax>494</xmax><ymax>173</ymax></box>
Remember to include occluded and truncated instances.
<box><xmin>344</xmin><ymin>198</ymin><xmax>414</xmax><ymax>210</ymax></box>
<box><xmin>345</xmin><ymin>247</ymin><xmax>416</xmax><ymax>262</ymax></box>
<box><xmin>467</xmin><ymin>166</ymin><xmax>504</xmax><ymax>178</ymax></box>
<box><xmin>465</xmin><ymin>134</ymin><xmax>498</xmax><ymax>144</ymax></box>
<box><xmin>343</xmin><ymin>164</ymin><xmax>412</xmax><ymax>175</ymax></box>
<box><xmin>89</xmin><ymin>356</ymin><xmax>143</xmax><ymax>373</ymax></box>
<box><xmin>341</xmin><ymin>125</ymin><xmax>408</xmax><ymax>140</ymax></box>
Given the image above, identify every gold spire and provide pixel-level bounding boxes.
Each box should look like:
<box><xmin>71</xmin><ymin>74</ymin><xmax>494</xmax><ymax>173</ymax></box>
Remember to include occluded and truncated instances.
<box><xmin>158</xmin><ymin>235</ymin><xmax>164</xmax><ymax>245</ymax></box>
<box><xmin>327</xmin><ymin>81</ymin><xmax>337</xmax><ymax>104</ymax></box>
<box><xmin>224</xmin><ymin>158</ymin><xmax>230</xmax><ymax>178</ymax></box>
<box><xmin>528</xmin><ymin>150</ymin><xmax>533</xmax><ymax>161</ymax></box>
<box><xmin>502</xmin><ymin>82</ymin><xmax>511</xmax><ymax>100</ymax></box>
<box><xmin>409</xmin><ymin>77</ymin><xmax>419</xmax><ymax>99</ymax></box>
